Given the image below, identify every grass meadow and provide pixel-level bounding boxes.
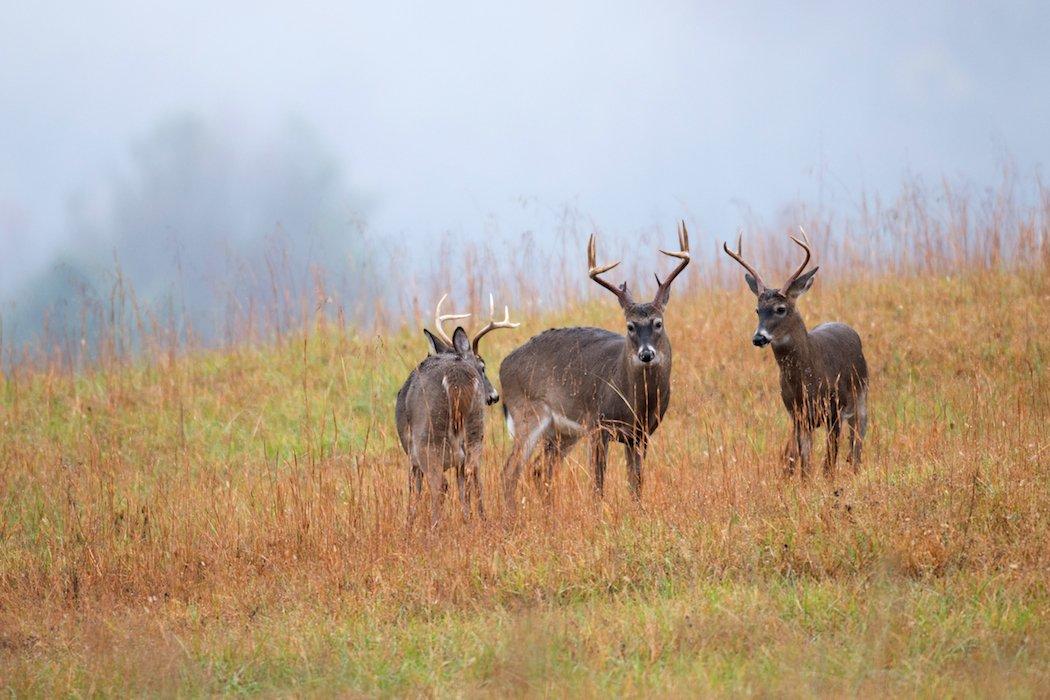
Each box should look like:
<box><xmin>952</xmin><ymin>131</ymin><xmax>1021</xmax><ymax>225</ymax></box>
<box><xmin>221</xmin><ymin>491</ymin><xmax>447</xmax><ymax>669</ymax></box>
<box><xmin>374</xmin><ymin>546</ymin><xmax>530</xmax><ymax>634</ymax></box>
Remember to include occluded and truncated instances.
<box><xmin>1</xmin><ymin>181</ymin><xmax>1048</xmax><ymax>696</ymax></box>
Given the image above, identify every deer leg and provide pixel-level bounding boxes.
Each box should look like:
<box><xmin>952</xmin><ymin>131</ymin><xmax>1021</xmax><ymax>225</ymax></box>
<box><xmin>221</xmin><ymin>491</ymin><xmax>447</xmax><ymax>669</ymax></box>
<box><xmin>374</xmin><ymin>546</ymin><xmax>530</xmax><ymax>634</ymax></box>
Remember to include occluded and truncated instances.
<box><xmin>454</xmin><ymin>458</ymin><xmax>470</xmax><ymax>522</ymax></box>
<box><xmin>529</xmin><ymin>441</ymin><xmax>550</xmax><ymax>493</ymax></box>
<box><xmin>501</xmin><ymin>414</ymin><xmax>551</xmax><ymax>510</ymax></box>
<box><xmin>624</xmin><ymin>437</ymin><xmax>647</xmax><ymax>499</ymax></box>
<box><xmin>538</xmin><ymin>434</ymin><xmax>577</xmax><ymax>498</ymax></box>
<box><xmin>501</xmin><ymin>441</ymin><xmax>526</xmax><ymax>510</ymax></box>
<box><xmin>467</xmin><ymin>443</ymin><xmax>484</xmax><ymax>519</ymax></box>
<box><xmin>531</xmin><ymin>440</ymin><xmax>558</xmax><ymax>499</ymax></box>
<box><xmin>847</xmin><ymin>388</ymin><xmax>868</xmax><ymax>470</ymax></box>
<box><xmin>794</xmin><ymin>421</ymin><xmax>814</xmax><ymax>478</ymax></box>
<box><xmin>407</xmin><ymin>462</ymin><xmax>424</xmax><ymax>525</ymax></box>
<box><xmin>823</xmin><ymin>417</ymin><xmax>841</xmax><ymax>479</ymax></box>
<box><xmin>418</xmin><ymin>447</ymin><xmax>446</xmax><ymax>529</ymax></box>
<box><xmin>591</xmin><ymin>430</ymin><xmax>610</xmax><ymax>497</ymax></box>
<box><xmin>544</xmin><ymin>441</ymin><xmax>559</xmax><ymax>492</ymax></box>
<box><xmin>782</xmin><ymin>435</ymin><xmax>799</xmax><ymax>475</ymax></box>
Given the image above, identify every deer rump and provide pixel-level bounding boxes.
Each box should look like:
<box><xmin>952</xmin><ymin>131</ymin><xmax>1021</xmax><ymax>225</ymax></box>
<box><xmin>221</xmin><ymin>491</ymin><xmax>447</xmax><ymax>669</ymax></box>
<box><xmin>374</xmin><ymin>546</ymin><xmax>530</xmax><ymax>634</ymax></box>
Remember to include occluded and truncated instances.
<box><xmin>499</xmin><ymin>326</ymin><xmax>672</xmax><ymax>448</ymax></box>
<box><xmin>396</xmin><ymin>356</ymin><xmax>484</xmax><ymax>464</ymax></box>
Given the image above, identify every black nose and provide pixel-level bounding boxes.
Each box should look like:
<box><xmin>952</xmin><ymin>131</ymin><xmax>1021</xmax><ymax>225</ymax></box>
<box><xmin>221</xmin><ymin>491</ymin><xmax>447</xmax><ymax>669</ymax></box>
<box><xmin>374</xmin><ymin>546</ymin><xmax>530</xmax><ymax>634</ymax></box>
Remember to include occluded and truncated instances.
<box><xmin>752</xmin><ymin>333</ymin><xmax>770</xmax><ymax>347</ymax></box>
<box><xmin>638</xmin><ymin>348</ymin><xmax>655</xmax><ymax>363</ymax></box>
<box><xmin>486</xmin><ymin>393</ymin><xmax>499</xmax><ymax>406</ymax></box>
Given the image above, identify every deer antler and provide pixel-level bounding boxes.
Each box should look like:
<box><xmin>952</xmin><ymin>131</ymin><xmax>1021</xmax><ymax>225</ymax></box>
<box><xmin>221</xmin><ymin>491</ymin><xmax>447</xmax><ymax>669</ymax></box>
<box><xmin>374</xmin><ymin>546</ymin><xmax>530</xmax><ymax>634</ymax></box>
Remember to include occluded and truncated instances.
<box><xmin>471</xmin><ymin>293</ymin><xmax>520</xmax><ymax>354</ymax></box>
<box><xmin>434</xmin><ymin>293</ymin><xmax>471</xmax><ymax>346</ymax></box>
<box><xmin>588</xmin><ymin>233</ymin><xmax>633</xmax><ymax>306</ymax></box>
<box><xmin>780</xmin><ymin>226</ymin><xmax>813</xmax><ymax>295</ymax></box>
<box><xmin>654</xmin><ymin>221</ymin><xmax>691</xmax><ymax>299</ymax></box>
<box><xmin>722</xmin><ymin>232</ymin><xmax>767</xmax><ymax>290</ymax></box>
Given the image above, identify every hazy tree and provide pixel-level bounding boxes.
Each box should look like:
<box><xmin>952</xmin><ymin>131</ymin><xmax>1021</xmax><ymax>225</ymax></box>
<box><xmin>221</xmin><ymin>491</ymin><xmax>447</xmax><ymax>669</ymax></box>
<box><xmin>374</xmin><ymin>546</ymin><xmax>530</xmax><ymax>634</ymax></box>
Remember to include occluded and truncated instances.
<box><xmin>7</xmin><ymin>115</ymin><xmax>373</xmax><ymax>353</ymax></box>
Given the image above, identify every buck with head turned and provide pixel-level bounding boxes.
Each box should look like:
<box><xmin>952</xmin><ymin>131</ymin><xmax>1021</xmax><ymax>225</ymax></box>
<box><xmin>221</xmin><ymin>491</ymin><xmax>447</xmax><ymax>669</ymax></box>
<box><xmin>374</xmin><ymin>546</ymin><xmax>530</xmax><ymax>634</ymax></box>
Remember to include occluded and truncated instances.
<box><xmin>395</xmin><ymin>295</ymin><xmax>518</xmax><ymax>524</ymax></box>
<box><xmin>499</xmin><ymin>223</ymin><xmax>691</xmax><ymax>506</ymax></box>
<box><xmin>723</xmin><ymin>229</ymin><xmax>869</xmax><ymax>477</ymax></box>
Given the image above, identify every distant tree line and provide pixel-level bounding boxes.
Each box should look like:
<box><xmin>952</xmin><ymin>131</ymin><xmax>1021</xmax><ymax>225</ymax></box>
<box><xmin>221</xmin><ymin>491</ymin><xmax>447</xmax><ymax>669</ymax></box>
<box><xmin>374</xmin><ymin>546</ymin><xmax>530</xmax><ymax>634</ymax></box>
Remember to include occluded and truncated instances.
<box><xmin>4</xmin><ymin>115</ymin><xmax>376</xmax><ymax>357</ymax></box>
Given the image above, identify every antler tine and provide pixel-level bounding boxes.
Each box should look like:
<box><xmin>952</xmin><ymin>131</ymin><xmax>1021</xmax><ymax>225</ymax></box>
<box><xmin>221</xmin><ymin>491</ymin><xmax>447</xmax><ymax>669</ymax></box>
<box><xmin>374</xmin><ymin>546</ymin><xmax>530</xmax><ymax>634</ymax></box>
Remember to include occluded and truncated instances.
<box><xmin>780</xmin><ymin>225</ymin><xmax>813</xmax><ymax>294</ymax></box>
<box><xmin>791</xmin><ymin>224</ymin><xmax>812</xmax><ymax>248</ymax></box>
<box><xmin>471</xmin><ymin>293</ymin><xmax>520</xmax><ymax>354</ymax></box>
<box><xmin>434</xmin><ymin>292</ymin><xmax>471</xmax><ymax>345</ymax></box>
<box><xmin>722</xmin><ymin>231</ymin><xmax>766</xmax><ymax>289</ymax></box>
<box><xmin>655</xmin><ymin>220</ymin><xmax>692</xmax><ymax>293</ymax></box>
<box><xmin>659</xmin><ymin>220</ymin><xmax>691</xmax><ymax>260</ymax></box>
<box><xmin>587</xmin><ymin>233</ymin><xmax>628</xmax><ymax>300</ymax></box>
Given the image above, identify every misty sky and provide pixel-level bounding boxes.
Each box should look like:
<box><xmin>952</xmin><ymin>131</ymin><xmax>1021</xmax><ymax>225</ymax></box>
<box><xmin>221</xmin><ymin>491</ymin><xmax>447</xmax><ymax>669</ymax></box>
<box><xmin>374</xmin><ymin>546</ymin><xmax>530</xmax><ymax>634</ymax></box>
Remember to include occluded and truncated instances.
<box><xmin>2</xmin><ymin>1</ymin><xmax>1048</xmax><ymax>295</ymax></box>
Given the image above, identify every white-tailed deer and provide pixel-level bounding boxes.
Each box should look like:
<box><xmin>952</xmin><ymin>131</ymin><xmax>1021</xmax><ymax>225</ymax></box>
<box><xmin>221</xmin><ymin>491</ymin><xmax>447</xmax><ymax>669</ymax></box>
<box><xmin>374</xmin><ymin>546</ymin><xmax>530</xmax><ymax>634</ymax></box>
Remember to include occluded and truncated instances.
<box><xmin>395</xmin><ymin>295</ymin><xmax>519</xmax><ymax>524</ymax></box>
<box><xmin>723</xmin><ymin>229</ymin><xmax>869</xmax><ymax>477</ymax></box>
<box><xmin>499</xmin><ymin>223</ymin><xmax>691</xmax><ymax>506</ymax></box>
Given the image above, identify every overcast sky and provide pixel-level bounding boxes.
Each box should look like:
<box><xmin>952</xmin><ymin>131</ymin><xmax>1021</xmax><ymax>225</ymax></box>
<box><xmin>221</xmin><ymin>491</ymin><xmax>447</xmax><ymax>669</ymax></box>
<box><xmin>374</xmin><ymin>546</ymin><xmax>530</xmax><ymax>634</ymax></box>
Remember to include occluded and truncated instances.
<box><xmin>2</xmin><ymin>1</ymin><xmax>1048</xmax><ymax>293</ymax></box>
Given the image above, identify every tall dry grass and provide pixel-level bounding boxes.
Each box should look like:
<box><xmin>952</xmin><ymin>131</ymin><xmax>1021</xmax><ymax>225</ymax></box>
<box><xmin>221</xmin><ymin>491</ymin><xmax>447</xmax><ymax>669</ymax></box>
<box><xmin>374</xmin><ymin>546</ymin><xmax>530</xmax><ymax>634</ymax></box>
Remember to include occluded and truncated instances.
<box><xmin>0</xmin><ymin>174</ymin><xmax>1047</xmax><ymax>695</ymax></box>
<box><xmin>6</xmin><ymin>167</ymin><xmax>1047</xmax><ymax>375</ymax></box>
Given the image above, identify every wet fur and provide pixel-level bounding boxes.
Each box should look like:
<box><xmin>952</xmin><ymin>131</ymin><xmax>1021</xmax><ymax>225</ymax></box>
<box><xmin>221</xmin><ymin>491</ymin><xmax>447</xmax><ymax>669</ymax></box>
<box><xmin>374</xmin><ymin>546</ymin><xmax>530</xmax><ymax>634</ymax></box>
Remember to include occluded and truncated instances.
<box><xmin>756</xmin><ymin>287</ymin><xmax>869</xmax><ymax>477</ymax></box>
<box><xmin>395</xmin><ymin>351</ymin><xmax>486</xmax><ymax>525</ymax></box>
<box><xmin>499</xmin><ymin>313</ymin><xmax>673</xmax><ymax>503</ymax></box>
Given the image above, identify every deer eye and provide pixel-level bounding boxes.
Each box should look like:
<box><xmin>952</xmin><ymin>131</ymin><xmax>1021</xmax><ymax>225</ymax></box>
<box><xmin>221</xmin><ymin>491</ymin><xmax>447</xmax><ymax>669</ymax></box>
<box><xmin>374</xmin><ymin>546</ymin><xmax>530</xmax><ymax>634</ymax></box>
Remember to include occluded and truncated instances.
<box><xmin>626</xmin><ymin>322</ymin><xmax>636</xmax><ymax>333</ymax></box>
<box><xmin>775</xmin><ymin>305</ymin><xmax>787</xmax><ymax>316</ymax></box>
<box><xmin>653</xmin><ymin>319</ymin><xmax>663</xmax><ymax>330</ymax></box>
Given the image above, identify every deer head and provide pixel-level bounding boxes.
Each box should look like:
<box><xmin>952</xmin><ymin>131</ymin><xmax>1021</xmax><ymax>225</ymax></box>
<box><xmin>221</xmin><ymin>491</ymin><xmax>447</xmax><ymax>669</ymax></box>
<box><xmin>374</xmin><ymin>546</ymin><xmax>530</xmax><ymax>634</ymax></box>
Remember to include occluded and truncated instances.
<box><xmin>723</xmin><ymin>227</ymin><xmax>819</xmax><ymax>348</ymax></box>
<box><xmin>588</xmin><ymin>222</ymin><xmax>690</xmax><ymax>365</ymax></box>
<box><xmin>424</xmin><ymin>293</ymin><xmax>518</xmax><ymax>405</ymax></box>
<box><xmin>469</xmin><ymin>294</ymin><xmax>520</xmax><ymax>404</ymax></box>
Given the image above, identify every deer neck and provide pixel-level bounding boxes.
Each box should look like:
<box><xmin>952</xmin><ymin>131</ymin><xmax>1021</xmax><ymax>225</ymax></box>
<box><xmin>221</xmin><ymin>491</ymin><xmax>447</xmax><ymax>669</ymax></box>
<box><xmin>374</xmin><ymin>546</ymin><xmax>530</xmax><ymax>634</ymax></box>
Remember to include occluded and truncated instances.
<box><xmin>771</xmin><ymin>314</ymin><xmax>815</xmax><ymax>383</ymax></box>
<box><xmin>619</xmin><ymin>337</ymin><xmax>672</xmax><ymax>423</ymax></box>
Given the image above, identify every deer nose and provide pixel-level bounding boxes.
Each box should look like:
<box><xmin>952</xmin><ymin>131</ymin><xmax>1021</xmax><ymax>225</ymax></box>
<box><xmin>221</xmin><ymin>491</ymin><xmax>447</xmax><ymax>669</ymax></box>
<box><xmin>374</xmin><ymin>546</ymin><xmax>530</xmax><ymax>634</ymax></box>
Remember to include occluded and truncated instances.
<box><xmin>486</xmin><ymin>392</ymin><xmax>500</xmax><ymax>405</ymax></box>
<box><xmin>752</xmin><ymin>331</ymin><xmax>771</xmax><ymax>347</ymax></box>
<box><xmin>638</xmin><ymin>347</ymin><xmax>656</xmax><ymax>363</ymax></box>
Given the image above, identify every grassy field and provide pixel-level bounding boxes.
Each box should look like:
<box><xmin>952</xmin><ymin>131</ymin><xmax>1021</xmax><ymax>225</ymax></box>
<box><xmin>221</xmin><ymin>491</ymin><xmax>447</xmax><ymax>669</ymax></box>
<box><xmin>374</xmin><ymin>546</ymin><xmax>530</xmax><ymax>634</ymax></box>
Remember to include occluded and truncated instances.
<box><xmin>1</xmin><ymin>259</ymin><xmax>1048</xmax><ymax>695</ymax></box>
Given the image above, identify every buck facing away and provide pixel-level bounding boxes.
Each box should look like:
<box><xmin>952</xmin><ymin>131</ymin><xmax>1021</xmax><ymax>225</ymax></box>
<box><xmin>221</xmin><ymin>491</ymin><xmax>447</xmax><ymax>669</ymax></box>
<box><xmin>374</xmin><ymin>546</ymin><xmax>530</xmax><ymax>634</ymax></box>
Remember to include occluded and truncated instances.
<box><xmin>500</xmin><ymin>223</ymin><xmax>691</xmax><ymax>506</ymax></box>
<box><xmin>723</xmin><ymin>229</ymin><xmax>869</xmax><ymax>477</ymax></box>
<box><xmin>395</xmin><ymin>295</ymin><xmax>518</xmax><ymax>524</ymax></box>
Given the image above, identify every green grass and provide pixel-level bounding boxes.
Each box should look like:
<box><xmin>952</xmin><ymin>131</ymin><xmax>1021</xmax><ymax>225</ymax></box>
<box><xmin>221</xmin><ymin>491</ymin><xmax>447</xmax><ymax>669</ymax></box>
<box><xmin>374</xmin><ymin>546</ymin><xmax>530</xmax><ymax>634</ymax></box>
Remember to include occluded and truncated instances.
<box><xmin>5</xmin><ymin>576</ymin><xmax>1043</xmax><ymax>696</ymax></box>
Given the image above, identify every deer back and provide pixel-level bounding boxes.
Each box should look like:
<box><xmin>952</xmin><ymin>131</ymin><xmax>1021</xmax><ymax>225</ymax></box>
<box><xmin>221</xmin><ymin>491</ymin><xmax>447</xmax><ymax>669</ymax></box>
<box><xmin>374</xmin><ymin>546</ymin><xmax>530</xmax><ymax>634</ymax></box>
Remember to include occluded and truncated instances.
<box><xmin>807</xmin><ymin>322</ymin><xmax>868</xmax><ymax>395</ymax></box>
<box><xmin>500</xmin><ymin>326</ymin><xmax>671</xmax><ymax>434</ymax></box>
<box><xmin>402</xmin><ymin>354</ymin><xmax>486</xmax><ymax>449</ymax></box>
<box><xmin>771</xmin><ymin>320</ymin><xmax>867</xmax><ymax>415</ymax></box>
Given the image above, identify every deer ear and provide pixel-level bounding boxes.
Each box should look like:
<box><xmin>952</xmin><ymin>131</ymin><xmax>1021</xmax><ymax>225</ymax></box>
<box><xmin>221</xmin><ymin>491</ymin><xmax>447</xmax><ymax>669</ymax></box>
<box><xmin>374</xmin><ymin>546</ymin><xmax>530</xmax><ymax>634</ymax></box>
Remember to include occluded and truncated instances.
<box><xmin>423</xmin><ymin>329</ymin><xmax>450</xmax><ymax>355</ymax></box>
<box><xmin>785</xmin><ymin>267</ymin><xmax>818</xmax><ymax>298</ymax></box>
<box><xmin>451</xmin><ymin>326</ymin><xmax>472</xmax><ymax>355</ymax></box>
<box><xmin>617</xmin><ymin>282</ymin><xmax>634</xmax><ymax>310</ymax></box>
<box><xmin>744</xmin><ymin>273</ymin><xmax>762</xmax><ymax>296</ymax></box>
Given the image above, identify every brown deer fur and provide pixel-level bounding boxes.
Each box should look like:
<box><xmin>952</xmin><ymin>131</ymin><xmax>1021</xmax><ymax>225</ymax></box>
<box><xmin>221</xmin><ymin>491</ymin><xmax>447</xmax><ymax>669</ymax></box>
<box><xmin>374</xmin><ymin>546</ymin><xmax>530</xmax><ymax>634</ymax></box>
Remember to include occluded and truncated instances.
<box><xmin>499</xmin><ymin>224</ymin><xmax>691</xmax><ymax>505</ymax></box>
<box><xmin>724</xmin><ymin>230</ymin><xmax>869</xmax><ymax>477</ymax></box>
<box><xmin>395</xmin><ymin>297</ymin><xmax>518</xmax><ymax>524</ymax></box>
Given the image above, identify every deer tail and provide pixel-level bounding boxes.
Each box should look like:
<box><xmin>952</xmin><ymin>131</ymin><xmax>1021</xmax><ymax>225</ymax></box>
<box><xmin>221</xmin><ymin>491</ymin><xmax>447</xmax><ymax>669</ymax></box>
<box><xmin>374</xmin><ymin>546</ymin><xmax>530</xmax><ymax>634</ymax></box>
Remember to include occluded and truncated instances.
<box><xmin>442</xmin><ymin>368</ymin><xmax>478</xmax><ymax>431</ymax></box>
